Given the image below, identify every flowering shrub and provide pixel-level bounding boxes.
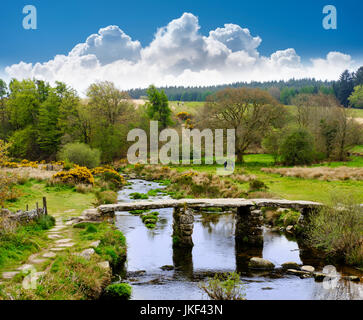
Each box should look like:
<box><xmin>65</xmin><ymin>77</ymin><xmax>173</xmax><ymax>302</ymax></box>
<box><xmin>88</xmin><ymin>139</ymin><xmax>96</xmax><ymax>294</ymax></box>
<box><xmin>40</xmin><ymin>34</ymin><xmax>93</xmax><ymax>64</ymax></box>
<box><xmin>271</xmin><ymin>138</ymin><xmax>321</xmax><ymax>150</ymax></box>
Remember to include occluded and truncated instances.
<box><xmin>53</xmin><ymin>166</ymin><xmax>95</xmax><ymax>185</ymax></box>
<box><xmin>0</xmin><ymin>161</ymin><xmax>19</xmax><ymax>168</ymax></box>
<box><xmin>91</xmin><ymin>167</ymin><xmax>126</xmax><ymax>189</ymax></box>
<box><xmin>176</xmin><ymin>112</ymin><xmax>191</xmax><ymax>121</ymax></box>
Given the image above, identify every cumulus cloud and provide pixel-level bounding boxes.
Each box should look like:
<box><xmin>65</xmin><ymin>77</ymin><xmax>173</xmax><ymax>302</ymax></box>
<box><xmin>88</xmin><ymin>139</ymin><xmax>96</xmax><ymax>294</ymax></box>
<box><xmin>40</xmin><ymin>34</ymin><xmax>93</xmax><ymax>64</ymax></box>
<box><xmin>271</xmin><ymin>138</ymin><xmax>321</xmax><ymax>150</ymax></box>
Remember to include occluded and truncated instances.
<box><xmin>70</xmin><ymin>25</ymin><xmax>141</xmax><ymax>64</ymax></box>
<box><xmin>5</xmin><ymin>12</ymin><xmax>358</xmax><ymax>95</ymax></box>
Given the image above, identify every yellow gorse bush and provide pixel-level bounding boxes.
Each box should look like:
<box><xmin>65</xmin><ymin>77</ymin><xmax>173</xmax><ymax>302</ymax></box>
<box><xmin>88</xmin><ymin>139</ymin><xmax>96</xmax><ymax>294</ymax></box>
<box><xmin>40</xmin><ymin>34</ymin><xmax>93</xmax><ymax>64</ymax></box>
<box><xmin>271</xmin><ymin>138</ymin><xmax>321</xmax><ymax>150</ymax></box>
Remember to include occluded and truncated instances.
<box><xmin>53</xmin><ymin>165</ymin><xmax>95</xmax><ymax>185</ymax></box>
<box><xmin>91</xmin><ymin>167</ymin><xmax>126</xmax><ymax>186</ymax></box>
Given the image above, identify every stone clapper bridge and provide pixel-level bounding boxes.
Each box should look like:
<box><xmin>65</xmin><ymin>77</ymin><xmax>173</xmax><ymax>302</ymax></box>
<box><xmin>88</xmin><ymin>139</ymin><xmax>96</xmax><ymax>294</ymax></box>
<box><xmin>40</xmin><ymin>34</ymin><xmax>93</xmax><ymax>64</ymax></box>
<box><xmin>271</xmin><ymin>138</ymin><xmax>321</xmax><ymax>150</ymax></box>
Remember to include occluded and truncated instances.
<box><xmin>98</xmin><ymin>198</ymin><xmax>322</xmax><ymax>247</ymax></box>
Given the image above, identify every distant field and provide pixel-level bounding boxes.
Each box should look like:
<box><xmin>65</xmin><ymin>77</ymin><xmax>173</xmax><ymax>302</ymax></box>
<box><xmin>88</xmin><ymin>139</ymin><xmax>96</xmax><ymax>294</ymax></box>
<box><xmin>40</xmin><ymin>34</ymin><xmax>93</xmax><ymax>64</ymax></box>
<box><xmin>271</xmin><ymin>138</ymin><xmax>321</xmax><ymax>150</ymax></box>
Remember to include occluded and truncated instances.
<box><xmin>169</xmin><ymin>153</ymin><xmax>363</xmax><ymax>203</ymax></box>
<box><xmin>169</xmin><ymin>101</ymin><xmax>204</xmax><ymax>115</ymax></box>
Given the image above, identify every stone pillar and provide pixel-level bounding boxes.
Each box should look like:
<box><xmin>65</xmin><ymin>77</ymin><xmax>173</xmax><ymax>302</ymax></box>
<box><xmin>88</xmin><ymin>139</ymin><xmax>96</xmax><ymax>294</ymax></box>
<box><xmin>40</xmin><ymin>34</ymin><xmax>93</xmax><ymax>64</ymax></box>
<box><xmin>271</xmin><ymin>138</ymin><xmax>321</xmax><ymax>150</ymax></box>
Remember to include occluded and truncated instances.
<box><xmin>235</xmin><ymin>206</ymin><xmax>263</xmax><ymax>247</ymax></box>
<box><xmin>172</xmin><ymin>206</ymin><xmax>194</xmax><ymax>248</ymax></box>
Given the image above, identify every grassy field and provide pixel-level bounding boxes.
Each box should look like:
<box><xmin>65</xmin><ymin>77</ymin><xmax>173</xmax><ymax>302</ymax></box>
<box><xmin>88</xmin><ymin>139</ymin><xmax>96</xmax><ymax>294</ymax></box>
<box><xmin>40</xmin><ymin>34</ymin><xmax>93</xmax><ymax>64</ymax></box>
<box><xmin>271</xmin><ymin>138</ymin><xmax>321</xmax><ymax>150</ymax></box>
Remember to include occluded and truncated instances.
<box><xmin>6</xmin><ymin>179</ymin><xmax>96</xmax><ymax>218</ymax></box>
<box><xmin>169</xmin><ymin>154</ymin><xmax>363</xmax><ymax>203</ymax></box>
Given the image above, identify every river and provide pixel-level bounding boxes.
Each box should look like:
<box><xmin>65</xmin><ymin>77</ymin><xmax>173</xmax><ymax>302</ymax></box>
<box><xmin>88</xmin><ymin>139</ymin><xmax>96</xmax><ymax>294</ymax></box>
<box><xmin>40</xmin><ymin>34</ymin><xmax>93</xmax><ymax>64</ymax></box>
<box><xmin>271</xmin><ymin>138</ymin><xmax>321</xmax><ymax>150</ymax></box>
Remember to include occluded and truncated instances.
<box><xmin>114</xmin><ymin>179</ymin><xmax>362</xmax><ymax>300</ymax></box>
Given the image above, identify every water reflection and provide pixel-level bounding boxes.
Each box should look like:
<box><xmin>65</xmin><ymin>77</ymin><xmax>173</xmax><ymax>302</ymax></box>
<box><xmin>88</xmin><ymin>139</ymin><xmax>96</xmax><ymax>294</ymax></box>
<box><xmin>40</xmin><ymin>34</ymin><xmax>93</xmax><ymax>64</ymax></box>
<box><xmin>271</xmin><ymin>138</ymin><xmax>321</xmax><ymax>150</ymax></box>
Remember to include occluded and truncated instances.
<box><xmin>115</xmin><ymin>179</ymin><xmax>362</xmax><ymax>300</ymax></box>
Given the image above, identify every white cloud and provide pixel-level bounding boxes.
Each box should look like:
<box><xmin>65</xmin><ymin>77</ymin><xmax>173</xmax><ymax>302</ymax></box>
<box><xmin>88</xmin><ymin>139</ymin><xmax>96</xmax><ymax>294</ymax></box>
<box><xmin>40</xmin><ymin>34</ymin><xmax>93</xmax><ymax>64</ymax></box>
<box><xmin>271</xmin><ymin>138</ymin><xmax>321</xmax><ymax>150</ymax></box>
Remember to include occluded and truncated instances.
<box><xmin>5</xmin><ymin>12</ymin><xmax>358</xmax><ymax>95</ymax></box>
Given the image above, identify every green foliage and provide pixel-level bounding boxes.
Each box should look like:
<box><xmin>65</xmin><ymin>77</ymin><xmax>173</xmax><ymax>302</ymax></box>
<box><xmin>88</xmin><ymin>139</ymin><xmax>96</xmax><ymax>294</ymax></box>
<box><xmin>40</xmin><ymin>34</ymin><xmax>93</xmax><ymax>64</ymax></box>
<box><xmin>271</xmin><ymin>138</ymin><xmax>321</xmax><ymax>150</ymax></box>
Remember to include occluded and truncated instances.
<box><xmin>95</xmin><ymin>190</ymin><xmax>118</xmax><ymax>205</ymax></box>
<box><xmin>58</xmin><ymin>142</ymin><xmax>101</xmax><ymax>168</ymax></box>
<box><xmin>145</xmin><ymin>85</ymin><xmax>172</xmax><ymax>129</ymax></box>
<box><xmin>279</xmin><ymin>128</ymin><xmax>315</xmax><ymax>165</ymax></box>
<box><xmin>0</xmin><ymin>216</ymin><xmax>53</xmax><ymax>270</ymax></box>
<box><xmin>198</xmin><ymin>272</ymin><xmax>246</xmax><ymax>300</ymax></box>
<box><xmin>248</xmin><ymin>179</ymin><xmax>268</xmax><ymax>192</ymax></box>
<box><xmin>307</xmin><ymin>195</ymin><xmax>363</xmax><ymax>267</ymax></box>
<box><xmin>349</xmin><ymin>85</ymin><xmax>363</xmax><ymax>108</ymax></box>
<box><xmin>141</xmin><ymin>212</ymin><xmax>159</xmax><ymax>229</ymax></box>
<box><xmin>36</xmin><ymin>215</ymin><xmax>56</xmax><ymax>230</ymax></box>
<box><xmin>129</xmin><ymin>192</ymin><xmax>148</xmax><ymax>200</ymax></box>
<box><xmin>103</xmin><ymin>283</ymin><xmax>132</xmax><ymax>300</ymax></box>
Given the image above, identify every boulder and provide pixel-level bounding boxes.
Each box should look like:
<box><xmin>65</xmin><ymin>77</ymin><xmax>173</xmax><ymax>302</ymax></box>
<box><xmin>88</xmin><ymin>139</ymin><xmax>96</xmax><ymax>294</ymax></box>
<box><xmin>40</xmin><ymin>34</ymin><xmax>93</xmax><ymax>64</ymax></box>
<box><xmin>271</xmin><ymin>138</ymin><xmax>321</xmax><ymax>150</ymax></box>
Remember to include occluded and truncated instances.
<box><xmin>77</xmin><ymin>248</ymin><xmax>95</xmax><ymax>260</ymax></box>
<box><xmin>343</xmin><ymin>275</ymin><xmax>360</xmax><ymax>282</ymax></box>
<box><xmin>285</xmin><ymin>225</ymin><xmax>294</xmax><ymax>233</ymax></box>
<box><xmin>281</xmin><ymin>262</ymin><xmax>300</xmax><ymax>270</ymax></box>
<box><xmin>287</xmin><ymin>269</ymin><xmax>312</xmax><ymax>277</ymax></box>
<box><xmin>301</xmin><ymin>265</ymin><xmax>315</xmax><ymax>273</ymax></box>
<box><xmin>248</xmin><ymin>257</ymin><xmax>275</xmax><ymax>270</ymax></box>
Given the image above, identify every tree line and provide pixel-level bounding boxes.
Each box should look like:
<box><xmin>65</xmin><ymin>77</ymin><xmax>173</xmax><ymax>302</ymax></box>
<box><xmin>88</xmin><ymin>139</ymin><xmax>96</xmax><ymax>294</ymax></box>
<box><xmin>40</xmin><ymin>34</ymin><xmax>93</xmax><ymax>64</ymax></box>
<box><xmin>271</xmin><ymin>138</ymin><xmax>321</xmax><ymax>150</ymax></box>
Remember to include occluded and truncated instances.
<box><xmin>128</xmin><ymin>66</ymin><xmax>363</xmax><ymax>108</ymax></box>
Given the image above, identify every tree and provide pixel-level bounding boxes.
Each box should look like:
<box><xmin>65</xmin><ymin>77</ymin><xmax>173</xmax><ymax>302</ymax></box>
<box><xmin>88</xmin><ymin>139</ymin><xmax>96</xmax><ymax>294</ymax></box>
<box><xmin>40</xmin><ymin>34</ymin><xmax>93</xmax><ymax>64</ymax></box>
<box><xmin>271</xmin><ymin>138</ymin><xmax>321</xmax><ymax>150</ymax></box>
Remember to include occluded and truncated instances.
<box><xmin>353</xmin><ymin>66</ymin><xmax>363</xmax><ymax>86</ymax></box>
<box><xmin>37</xmin><ymin>91</ymin><xmax>62</xmax><ymax>158</ymax></box>
<box><xmin>86</xmin><ymin>81</ymin><xmax>132</xmax><ymax>126</ymax></box>
<box><xmin>146</xmin><ymin>85</ymin><xmax>172</xmax><ymax>129</ymax></box>
<box><xmin>279</xmin><ymin>128</ymin><xmax>315</xmax><ymax>165</ymax></box>
<box><xmin>348</xmin><ymin>85</ymin><xmax>363</xmax><ymax>108</ymax></box>
<box><xmin>200</xmin><ymin>88</ymin><xmax>285</xmax><ymax>162</ymax></box>
<box><xmin>333</xmin><ymin>70</ymin><xmax>355</xmax><ymax>107</ymax></box>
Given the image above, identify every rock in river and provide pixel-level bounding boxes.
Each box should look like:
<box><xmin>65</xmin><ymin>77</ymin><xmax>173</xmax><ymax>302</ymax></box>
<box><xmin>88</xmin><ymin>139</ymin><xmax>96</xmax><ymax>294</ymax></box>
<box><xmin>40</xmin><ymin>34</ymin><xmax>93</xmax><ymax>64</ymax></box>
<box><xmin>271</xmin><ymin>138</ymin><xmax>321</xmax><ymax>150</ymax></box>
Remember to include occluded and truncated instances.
<box><xmin>281</xmin><ymin>262</ymin><xmax>300</xmax><ymax>270</ymax></box>
<box><xmin>301</xmin><ymin>265</ymin><xmax>315</xmax><ymax>273</ymax></box>
<box><xmin>248</xmin><ymin>257</ymin><xmax>275</xmax><ymax>270</ymax></box>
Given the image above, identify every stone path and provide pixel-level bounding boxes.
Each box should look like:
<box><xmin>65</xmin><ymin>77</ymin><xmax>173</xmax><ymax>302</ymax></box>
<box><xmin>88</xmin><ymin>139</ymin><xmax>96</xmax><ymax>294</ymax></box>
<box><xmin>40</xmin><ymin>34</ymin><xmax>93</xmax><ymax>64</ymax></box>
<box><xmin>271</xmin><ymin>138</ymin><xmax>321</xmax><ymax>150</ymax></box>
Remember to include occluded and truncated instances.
<box><xmin>0</xmin><ymin>212</ymin><xmax>104</xmax><ymax>289</ymax></box>
<box><xmin>0</xmin><ymin>217</ymin><xmax>73</xmax><ymax>282</ymax></box>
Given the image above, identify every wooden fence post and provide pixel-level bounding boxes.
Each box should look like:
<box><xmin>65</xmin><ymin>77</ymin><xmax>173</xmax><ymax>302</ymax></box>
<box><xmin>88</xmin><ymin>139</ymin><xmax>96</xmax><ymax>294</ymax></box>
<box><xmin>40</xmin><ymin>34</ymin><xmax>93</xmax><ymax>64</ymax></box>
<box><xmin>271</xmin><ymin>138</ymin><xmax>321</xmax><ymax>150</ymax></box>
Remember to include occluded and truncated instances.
<box><xmin>43</xmin><ymin>197</ymin><xmax>48</xmax><ymax>215</ymax></box>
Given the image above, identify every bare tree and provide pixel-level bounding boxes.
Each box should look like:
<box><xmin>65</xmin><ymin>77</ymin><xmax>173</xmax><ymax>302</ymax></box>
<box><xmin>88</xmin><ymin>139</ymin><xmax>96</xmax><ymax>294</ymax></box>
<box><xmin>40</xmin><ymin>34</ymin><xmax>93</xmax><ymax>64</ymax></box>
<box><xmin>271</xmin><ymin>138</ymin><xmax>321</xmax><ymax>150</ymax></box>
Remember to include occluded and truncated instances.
<box><xmin>197</xmin><ymin>88</ymin><xmax>284</xmax><ymax>162</ymax></box>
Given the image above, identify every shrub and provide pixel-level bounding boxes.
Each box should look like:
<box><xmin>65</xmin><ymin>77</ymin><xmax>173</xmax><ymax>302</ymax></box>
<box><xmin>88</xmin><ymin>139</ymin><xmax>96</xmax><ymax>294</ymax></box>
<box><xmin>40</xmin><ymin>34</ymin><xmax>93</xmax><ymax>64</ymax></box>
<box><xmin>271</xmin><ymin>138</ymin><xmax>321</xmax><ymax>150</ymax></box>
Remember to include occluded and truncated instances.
<box><xmin>307</xmin><ymin>195</ymin><xmax>363</xmax><ymax>267</ymax></box>
<box><xmin>0</xmin><ymin>172</ymin><xmax>22</xmax><ymax>206</ymax></box>
<box><xmin>58</xmin><ymin>143</ymin><xmax>101</xmax><ymax>168</ymax></box>
<box><xmin>248</xmin><ymin>179</ymin><xmax>268</xmax><ymax>192</ymax></box>
<box><xmin>36</xmin><ymin>215</ymin><xmax>56</xmax><ymax>230</ymax></box>
<box><xmin>198</xmin><ymin>272</ymin><xmax>246</xmax><ymax>300</ymax></box>
<box><xmin>75</xmin><ymin>184</ymin><xmax>93</xmax><ymax>194</ymax></box>
<box><xmin>103</xmin><ymin>283</ymin><xmax>131</xmax><ymax>300</ymax></box>
<box><xmin>52</xmin><ymin>166</ymin><xmax>95</xmax><ymax>185</ymax></box>
<box><xmin>95</xmin><ymin>190</ymin><xmax>118</xmax><ymax>205</ymax></box>
<box><xmin>129</xmin><ymin>192</ymin><xmax>148</xmax><ymax>200</ymax></box>
<box><xmin>279</xmin><ymin>128</ymin><xmax>315</xmax><ymax>166</ymax></box>
<box><xmin>91</xmin><ymin>167</ymin><xmax>126</xmax><ymax>190</ymax></box>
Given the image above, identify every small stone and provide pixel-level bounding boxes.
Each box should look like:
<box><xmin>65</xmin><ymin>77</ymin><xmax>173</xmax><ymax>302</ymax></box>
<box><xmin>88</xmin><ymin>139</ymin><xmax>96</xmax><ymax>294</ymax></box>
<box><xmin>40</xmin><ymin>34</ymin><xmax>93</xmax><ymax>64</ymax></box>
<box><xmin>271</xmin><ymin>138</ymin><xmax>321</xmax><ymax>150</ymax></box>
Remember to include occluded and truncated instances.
<box><xmin>97</xmin><ymin>261</ymin><xmax>110</xmax><ymax>271</ymax></box>
<box><xmin>313</xmin><ymin>273</ymin><xmax>327</xmax><ymax>281</ymax></box>
<box><xmin>286</xmin><ymin>225</ymin><xmax>294</xmax><ymax>233</ymax></box>
<box><xmin>17</xmin><ymin>264</ymin><xmax>34</xmax><ymax>271</ymax></box>
<box><xmin>55</xmin><ymin>238</ymin><xmax>72</xmax><ymax>244</ymax></box>
<box><xmin>287</xmin><ymin>269</ymin><xmax>311</xmax><ymax>277</ymax></box>
<box><xmin>2</xmin><ymin>271</ymin><xmax>19</xmax><ymax>279</ymax></box>
<box><xmin>48</xmin><ymin>234</ymin><xmax>62</xmax><ymax>239</ymax></box>
<box><xmin>50</xmin><ymin>248</ymin><xmax>65</xmax><ymax>252</ymax></box>
<box><xmin>248</xmin><ymin>257</ymin><xmax>275</xmax><ymax>270</ymax></box>
<box><xmin>42</xmin><ymin>252</ymin><xmax>57</xmax><ymax>258</ymax></box>
<box><xmin>301</xmin><ymin>265</ymin><xmax>315</xmax><ymax>273</ymax></box>
<box><xmin>77</xmin><ymin>248</ymin><xmax>95</xmax><ymax>260</ymax></box>
<box><xmin>56</xmin><ymin>242</ymin><xmax>74</xmax><ymax>248</ymax></box>
<box><xmin>343</xmin><ymin>275</ymin><xmax>360</xmax><ymax>282</ymax></box>
<box><xmin>160</xmin><ymin>265</ymin><xmax>174</xmax><ymax>271</ymax></box>
<box><xmin>90</xmin><ymin>240</ymin><xmax>101</xmax><ymax>248</ymax></box>
<box><xmin>281</xmin><ymin>262</ymin><xmax>300</xmax><ymax>270</ymax></box>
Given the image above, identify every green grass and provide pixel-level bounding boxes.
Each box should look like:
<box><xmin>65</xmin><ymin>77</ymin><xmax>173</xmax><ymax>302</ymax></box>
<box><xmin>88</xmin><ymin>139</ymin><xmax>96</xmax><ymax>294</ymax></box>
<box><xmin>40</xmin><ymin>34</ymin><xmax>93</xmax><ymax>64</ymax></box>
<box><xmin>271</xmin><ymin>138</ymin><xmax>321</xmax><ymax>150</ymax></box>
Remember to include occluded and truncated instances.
<box><xmin>0</xmin><ymin>217</ymin><xmax>55</xmax><ymax>272</ymax></box>
<box><xmin>5</xmin><ymin>179</ymin><xmax>96</xmax><ymax>217</ymax></box>
<box><xmin>168</xmin><ymin>153</ymin><xmax>363</xmax><ymax>203</ymax></box>
<box><xmin>350</xmin><ymin>145</ymin><xmax>363</xmax><ymax>154</ymax></box>
<box><xmin>169</xmin><ymin>101</ymin><xmax>204</xmax><ymax>115</ymax></box>
<box><xmin>351</xmin><ymin>108</ymin><xmax>363</xmax><ymax>118</ymax></box>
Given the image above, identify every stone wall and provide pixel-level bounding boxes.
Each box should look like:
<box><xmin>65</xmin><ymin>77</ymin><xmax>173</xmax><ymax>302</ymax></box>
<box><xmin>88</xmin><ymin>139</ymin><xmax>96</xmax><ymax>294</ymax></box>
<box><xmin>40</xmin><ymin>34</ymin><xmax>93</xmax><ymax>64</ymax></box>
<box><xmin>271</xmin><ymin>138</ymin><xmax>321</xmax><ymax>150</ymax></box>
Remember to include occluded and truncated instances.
<box><xmin>0</xmin><ymin>208</ymin><xmax>46</xmax><ymax>224</ymax></box>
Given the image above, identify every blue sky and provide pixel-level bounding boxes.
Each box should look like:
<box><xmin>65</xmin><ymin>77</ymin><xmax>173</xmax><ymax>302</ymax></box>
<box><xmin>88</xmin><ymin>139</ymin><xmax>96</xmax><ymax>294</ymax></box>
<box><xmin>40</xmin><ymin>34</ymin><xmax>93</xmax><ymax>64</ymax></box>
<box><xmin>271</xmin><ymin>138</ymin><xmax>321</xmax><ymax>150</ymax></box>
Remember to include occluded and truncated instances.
<box><xmin>1</xmin><ymin>0</ymin><xmax>362</xmax><ymax>91</ymax></box>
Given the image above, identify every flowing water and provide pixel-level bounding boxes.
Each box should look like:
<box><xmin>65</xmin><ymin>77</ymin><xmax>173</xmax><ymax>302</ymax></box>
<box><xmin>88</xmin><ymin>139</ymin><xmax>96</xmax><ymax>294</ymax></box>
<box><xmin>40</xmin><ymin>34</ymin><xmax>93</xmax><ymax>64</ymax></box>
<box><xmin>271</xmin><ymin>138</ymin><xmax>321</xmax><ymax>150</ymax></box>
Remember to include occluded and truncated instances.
<box><xmin>115</xmin><ymin>179</ymin><xmax>363</xmax><ymax>300</ymax></box>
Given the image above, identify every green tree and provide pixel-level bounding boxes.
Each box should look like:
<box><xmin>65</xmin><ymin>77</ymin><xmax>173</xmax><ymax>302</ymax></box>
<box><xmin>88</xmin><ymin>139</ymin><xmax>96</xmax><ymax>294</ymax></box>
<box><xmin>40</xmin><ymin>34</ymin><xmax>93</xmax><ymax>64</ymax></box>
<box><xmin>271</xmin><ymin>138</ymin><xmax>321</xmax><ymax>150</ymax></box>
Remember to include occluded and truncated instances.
<box><xmin>333</xmin><ymin>70</ymin><xmax>355</xmax><ymax>107</ymax></box>
<box><xmin>37</xmin><ymin>91</ymin><xmax>62</xmax><ymax>158</ymax></box>
<box><xmin>146</xmin><ymin>85</ymin><xmax>172</xmax><ymax>129</ymax></box>
<box><xmin>348</xmin><ymin>85</ymin><xmax>363</xmax><ymax>108</ymax></box>
<box><xmin>279</xmin><ymin>128</ymin><xmax>315</xmax><ymax>165</ymax></box>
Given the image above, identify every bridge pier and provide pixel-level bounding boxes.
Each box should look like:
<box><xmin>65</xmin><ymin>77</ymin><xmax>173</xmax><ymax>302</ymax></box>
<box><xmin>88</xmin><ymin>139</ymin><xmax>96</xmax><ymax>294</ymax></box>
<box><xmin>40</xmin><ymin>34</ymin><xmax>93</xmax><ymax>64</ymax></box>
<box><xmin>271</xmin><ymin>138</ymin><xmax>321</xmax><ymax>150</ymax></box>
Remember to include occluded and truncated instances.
<box><xmin>172</xmin><ymin>207</ymin><xmax>194</xmax><ymax>248</ymax></box>
<box><xmin>235</xmin><ymin>206</ymin><xmax>263</xmax><ymax>247</ymax></box>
